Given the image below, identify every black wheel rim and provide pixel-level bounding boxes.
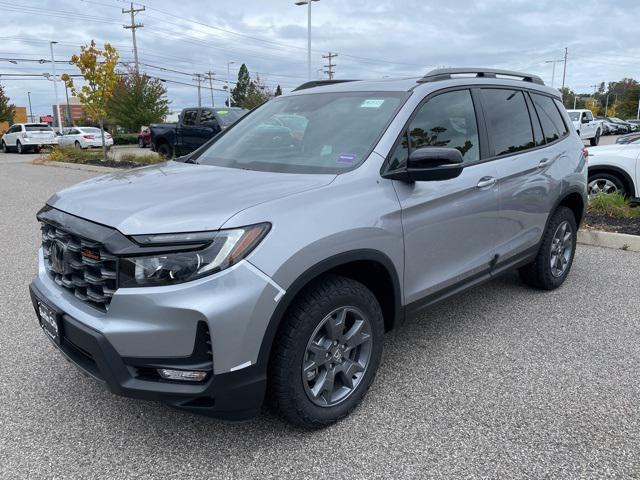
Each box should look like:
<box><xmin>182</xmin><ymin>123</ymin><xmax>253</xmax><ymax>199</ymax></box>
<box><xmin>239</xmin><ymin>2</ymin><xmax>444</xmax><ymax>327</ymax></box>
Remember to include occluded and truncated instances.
<box><xmin>550</xmin><ymin>220</ymin><xmax>573</xmax><ymax>278</ymax></box>
<box><xmin>302</xmin><ymin>306</ymin><xmax>372</xmax><ymax>407</ymax></box>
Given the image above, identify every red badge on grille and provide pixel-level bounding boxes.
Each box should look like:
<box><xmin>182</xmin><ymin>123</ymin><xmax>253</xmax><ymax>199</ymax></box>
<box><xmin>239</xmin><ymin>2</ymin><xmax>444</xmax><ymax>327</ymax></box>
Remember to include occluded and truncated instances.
<box><xmin>81</xmin><ymin>248</ymin><xmax>100</xmax><ymax>260</ymax></box>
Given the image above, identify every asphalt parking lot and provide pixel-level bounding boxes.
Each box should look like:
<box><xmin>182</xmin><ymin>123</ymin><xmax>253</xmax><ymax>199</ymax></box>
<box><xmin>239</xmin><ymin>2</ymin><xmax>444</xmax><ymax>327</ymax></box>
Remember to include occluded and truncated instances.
<box><xmin>1</xmin><ymin>153</ymin><xmax>639</xmax><ymax>479</ymax></box>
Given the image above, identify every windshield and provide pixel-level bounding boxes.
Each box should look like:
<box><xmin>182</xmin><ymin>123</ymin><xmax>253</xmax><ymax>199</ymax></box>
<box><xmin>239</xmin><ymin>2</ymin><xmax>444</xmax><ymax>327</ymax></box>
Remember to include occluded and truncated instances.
<box><xmin>568</xmin><ymin>112</ymin><xmax>580</xmax><ymax>121</ymax></box>
<box><xmin>25</xmin><ymin>124</ymin><xmax>53</xmax><ymax>132</ymax></box>
<box><xmin>214</xmin><ymin>108</ymin><xmax>246</xmax><ymax>126</ymax></box>
<box><xmin>194</xmin><ymin>92</ymin><xmax>406</xmax><ymax>173</ymax></box>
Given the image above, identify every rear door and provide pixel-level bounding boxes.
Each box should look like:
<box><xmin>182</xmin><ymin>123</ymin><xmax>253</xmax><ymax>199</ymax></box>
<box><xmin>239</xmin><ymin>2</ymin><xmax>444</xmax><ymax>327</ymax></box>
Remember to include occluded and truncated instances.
<box><xmin>5</xmin><ymin>125</ymin><xmax>21</xmax><ymax>146</ymax></box>
<box><xmin>391</xmin><ymin>88</ymin><xmax>500</xmax><ymax>307</ymax></box>
<box><xmin>484</xmin><ymin>88</ymin><xmax>568</xmax><ymax>264</ymax></box>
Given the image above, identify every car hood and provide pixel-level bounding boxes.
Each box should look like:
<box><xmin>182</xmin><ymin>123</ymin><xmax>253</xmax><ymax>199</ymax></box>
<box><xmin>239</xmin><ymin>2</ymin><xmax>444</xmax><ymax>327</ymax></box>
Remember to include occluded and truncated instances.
<box><xmin>47</xmin><ymin>161</ymin><xmax>336</xmax><ymax>234</ymax></box>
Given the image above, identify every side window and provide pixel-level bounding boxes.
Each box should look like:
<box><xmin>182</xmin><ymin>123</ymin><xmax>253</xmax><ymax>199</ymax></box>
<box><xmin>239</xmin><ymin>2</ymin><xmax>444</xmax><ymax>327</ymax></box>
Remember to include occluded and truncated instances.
<box><xmin>182</xmin><ymin>110</ymin><xmax>198</xmax><ymax>126</ymax></box>
<box><xmin>199</xmin><ymin>110</ymin><xmax>219</xmax><ymax>127</ymax></box>
<box><xmin>586</xmin><ymin>111</ymin><xmax>594</xmax><ymax>122</ymax></box>
<box><xmin>481</xmin><ymin>89</ymin><xmax>534</xmax><ymax>156</ymax></box>
<box><xmin>531</xmin><ymin>93</ymin><xmax>568</xmax><ymax>142</ymax></box>
<box><xmin>524</xmin><ymin>93</ymin><xmax>545</xmax><ymax>147</ymax></box>
<box><xmin>389</xmin><ymin>89</ymin><xmax>480</xmax><ymax>169</ymax></box>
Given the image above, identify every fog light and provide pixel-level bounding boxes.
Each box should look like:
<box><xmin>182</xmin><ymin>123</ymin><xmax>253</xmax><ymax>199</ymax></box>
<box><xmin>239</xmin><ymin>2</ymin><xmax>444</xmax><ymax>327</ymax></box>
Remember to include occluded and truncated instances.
<box><xmin>157</xmin><ymin>368</ymin><xmax>208</xmax><ymax>382</ymax></box>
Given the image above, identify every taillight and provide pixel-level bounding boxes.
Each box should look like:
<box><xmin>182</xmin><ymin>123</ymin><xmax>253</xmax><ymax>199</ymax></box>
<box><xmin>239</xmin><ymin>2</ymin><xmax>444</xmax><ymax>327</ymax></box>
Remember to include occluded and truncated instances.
<box><xmin>83</xmin><ymin>135</ymin><xmax>95</xmax><ymax>140</ymax></box>
<box><xmin>582</xmin><ymin>147</ymin><xmax>589</xmax><ymax>164</ymax></box>
<box><xmin>21</xmin><ymin>133</ymin><xmax>28</xmax><ymax>139</ymax></box>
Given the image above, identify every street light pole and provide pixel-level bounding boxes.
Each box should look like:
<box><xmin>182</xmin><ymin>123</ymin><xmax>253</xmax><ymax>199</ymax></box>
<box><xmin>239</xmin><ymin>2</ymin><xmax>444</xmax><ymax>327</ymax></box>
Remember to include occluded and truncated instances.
<box><xmin>49</xmin><ymin>41</ymin><xmax>63</xmax><ymax>133</ymax></box>
<box><xmin>544</xmin><ymin>59</ymin><xmax>564</xmax><ymax>88</ymax></box>
<box><xmin>295</xmin><ymin>0</ymin><xmax>319</xmax><ymax>81</ymax></box>
<box><xmin>227</xmin><ymin>61</ymin><xmax>235</xmax><ymax>107</ymax></box>
<box><xmin>27</xmin><ymin>91</ymin><xmax>33</xmax><ymax>123</ymax></box>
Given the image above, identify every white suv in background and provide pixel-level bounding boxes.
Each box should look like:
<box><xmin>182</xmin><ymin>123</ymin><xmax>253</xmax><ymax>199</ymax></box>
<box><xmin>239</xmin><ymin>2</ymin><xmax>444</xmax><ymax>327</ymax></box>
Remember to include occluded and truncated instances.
<box><xmin>1</xmin><ymin>123</ymin><xmax>58</xmax><ymax>154</ymax></box>
<box><xmin>57</xmin><ymin>127</ymin><xmax>114</xmax><ymax>149</ymax></box>
<box><xmin>566</xmin><ymin>109</ymin><xmax>602</xmax><ymax>146</ymax></box>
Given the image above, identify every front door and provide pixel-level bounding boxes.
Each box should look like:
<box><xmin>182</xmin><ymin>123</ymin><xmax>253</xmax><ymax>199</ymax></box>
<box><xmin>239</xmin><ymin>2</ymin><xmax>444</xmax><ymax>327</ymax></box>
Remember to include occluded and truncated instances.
<box><xmin>390</xmin><ymin>89</ymin><xmax>499</xmax><ymax>307</ymax></box>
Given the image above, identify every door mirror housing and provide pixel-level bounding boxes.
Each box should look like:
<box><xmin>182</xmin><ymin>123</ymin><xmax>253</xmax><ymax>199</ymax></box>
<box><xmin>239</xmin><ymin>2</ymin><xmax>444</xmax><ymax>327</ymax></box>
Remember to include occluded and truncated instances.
<box><xmin>581</xmin><ymin>116</ymin><xmax>590</xmax><ymax>124</ymax></box>
<box><xmin>383</xmin><ymin>147</ymin><xmax>465</xmax><ymax>182</ymax></box>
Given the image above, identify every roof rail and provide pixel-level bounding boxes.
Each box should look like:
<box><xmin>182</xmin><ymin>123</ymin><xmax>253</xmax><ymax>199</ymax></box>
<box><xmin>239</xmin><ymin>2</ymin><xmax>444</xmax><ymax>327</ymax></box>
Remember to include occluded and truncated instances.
<box><xmin>292</xmin><ymin>79</ymin><xmax>359</xmax><ymax>91</ymax></box>
<box><xmin>418</xmin><ymin>68</ymin><xmax>545</xmax><ymax>86</ymax></box>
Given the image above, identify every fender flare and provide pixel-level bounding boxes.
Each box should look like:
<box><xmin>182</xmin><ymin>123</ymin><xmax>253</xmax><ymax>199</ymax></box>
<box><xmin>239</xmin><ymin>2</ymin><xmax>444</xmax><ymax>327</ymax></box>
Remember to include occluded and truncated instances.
<box><xmin>254</xmin><ymin>249</ymin><xmax>403</xmax><ymax>372</ymax></box>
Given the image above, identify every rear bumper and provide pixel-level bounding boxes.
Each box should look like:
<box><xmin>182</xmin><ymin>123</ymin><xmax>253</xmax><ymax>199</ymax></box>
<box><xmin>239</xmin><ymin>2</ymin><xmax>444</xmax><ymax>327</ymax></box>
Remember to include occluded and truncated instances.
<box><xmin>29</xmin><ymin>281</ymin><xmax>267</xmax><ymax>420</ymax></box>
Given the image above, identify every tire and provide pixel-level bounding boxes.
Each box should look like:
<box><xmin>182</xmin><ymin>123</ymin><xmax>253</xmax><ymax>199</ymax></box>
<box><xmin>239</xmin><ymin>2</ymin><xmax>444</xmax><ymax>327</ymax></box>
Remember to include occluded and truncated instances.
<box><xmin>590</xmin><ymin>129</ymin><xmax>600</xmax><ymax>146</ymax></box>
<box><xmin>138</xmin><ymin>138</ymin><xmax>145</xmax><ymax>148</ymax></box>
<box><xmin>587</xmin><ymin>172</ymin><xmax>625</xmax><ymax>196</ymax></box>
<box><xmin>16</xmin><ymin>141</ymin><xmax>24</xmax><ymax>154</ymax></box>
<box><xmin>269</xmin><ymin>274</ymin><xmax>384</xmax><ymax>429</ymax></box>
<box><xmin>518</xmin><ymin>206</ymin><xmax>577</xmax><ymax>290</ymax></box>
<box><xmin>156</xmin><ymin>143</ymin><xmax>173</xmax><ymax>159</ymax></box>
<box><xmin>74</xmin><ymin>141</ymin><xmax>82</xmax><ymax>149</ymax></box>
<box><xmin>0</xmin><ymin>141</ymin><xmax>7</xmax><ymax>153</ymax></box>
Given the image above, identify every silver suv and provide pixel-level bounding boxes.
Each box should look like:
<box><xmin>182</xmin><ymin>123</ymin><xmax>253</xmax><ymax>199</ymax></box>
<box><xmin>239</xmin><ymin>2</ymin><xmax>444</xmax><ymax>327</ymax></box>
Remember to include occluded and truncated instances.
<box><xmin>29</xmin><ymin>69</ymin><xmax>587</xmax><ymax>428</ymax></box>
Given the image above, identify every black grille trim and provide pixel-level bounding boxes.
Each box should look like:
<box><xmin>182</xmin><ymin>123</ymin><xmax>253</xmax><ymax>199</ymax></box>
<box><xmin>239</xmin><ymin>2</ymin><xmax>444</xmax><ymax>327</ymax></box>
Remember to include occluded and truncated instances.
<box><xmin>41</xmin><ymin>221</ymin><xmax>118</xmax><ymax>311</ymax></box>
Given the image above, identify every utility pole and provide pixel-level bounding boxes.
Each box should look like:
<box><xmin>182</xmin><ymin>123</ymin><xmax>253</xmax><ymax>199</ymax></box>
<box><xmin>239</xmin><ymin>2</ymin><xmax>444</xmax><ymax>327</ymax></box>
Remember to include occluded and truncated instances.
<box><xmin>122</xmin><ymin>2</ymin><xmax>145</xmax><ymax>75</ymax></box>
<box><xmin>49</xmin><ymin>41</ymin><xmax>63</xmax><ymax>133</ymax></box>
<box><xmin>560</xmin><ymin>47</ymin><xmax>568</xmax><ymax>99</ymax></box>
<box><xmin>205</xmin><ymin>71</ymin><xmax>215</xmax><ymax>107</ymax></box>
<box><xmin>605</xmin><ymin>94</ymin><xmax>609</xmax><ymax>116</ymax></box>
<box><xmin>193</xmin><ymin>74</ymin><xmax>204</xmax><ymax>107</ymax></box>
<box><xmin>226</xmin><ymin>61</ymin><xmax>235</xmax><ymax>107</ymax></box>
<box><xmin>27</xmin><ymin>91</ymin><xmax>33</xmax><ymax>122</ymax></box>
<box><xmin>322</xmin><ymin>52</ymin><xmax>337</xmax><ymax>80</ymax></box>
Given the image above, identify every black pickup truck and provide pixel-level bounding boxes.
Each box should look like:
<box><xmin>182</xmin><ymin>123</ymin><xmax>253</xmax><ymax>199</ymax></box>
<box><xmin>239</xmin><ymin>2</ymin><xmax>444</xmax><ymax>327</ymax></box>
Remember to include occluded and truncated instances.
<box><xmin>150</xmin><ymin>107</ymin><xmax>248</xmax><ymax>158</ymax></box>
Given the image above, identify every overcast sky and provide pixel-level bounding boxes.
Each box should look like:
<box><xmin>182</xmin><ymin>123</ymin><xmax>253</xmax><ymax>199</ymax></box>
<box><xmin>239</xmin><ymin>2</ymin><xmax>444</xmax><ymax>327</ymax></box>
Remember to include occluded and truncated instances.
<box><xmin>1</xmin><ymin>0</ymin><xmax>638</xmax><ymax>118</ymax></box>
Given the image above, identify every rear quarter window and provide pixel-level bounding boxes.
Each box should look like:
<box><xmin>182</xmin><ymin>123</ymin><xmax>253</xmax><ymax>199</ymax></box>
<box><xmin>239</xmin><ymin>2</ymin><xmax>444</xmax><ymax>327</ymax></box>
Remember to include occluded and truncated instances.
<box><xmin>530</xmin><ymin>94</ymin><xmax>568</xmax><ymax>142</ymax></box>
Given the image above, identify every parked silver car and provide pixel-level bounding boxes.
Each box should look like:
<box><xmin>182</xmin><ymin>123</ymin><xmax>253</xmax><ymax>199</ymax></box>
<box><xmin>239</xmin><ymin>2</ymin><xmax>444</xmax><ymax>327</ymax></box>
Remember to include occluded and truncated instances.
<box><xmin>30</xmin><ymin>68</ymin><xmax>587</xmax><ymax>428</ymax></box>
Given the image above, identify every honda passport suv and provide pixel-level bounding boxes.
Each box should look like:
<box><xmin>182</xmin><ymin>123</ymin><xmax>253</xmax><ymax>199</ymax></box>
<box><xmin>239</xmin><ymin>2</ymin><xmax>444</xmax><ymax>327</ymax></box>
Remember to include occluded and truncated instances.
<box><xmin>29</xmin><ymin>69</ymin><xmax>587</xmax><ymax>428</ymax></box>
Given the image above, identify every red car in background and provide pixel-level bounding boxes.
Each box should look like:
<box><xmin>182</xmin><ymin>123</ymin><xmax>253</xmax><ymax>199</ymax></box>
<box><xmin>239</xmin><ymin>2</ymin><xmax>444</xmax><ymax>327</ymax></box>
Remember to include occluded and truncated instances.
<box><xmin>138</xmin><ymin>127</ymin><xmax>151</xmax><ymax>148</ymax></box>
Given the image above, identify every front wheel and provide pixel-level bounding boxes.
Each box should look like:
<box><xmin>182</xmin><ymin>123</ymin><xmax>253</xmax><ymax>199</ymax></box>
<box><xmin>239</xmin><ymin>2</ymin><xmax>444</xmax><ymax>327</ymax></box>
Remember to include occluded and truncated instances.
<box><xmin>519</xmin><ymin>206</ymin><xmax>577</xmax><ymax>290</ymax></box>
<box><xmin>590</xmin><ymin>129</ymin><xmax>600</xmax><ymax>146</ymax></box>
<box><xmin>156</xmin><ymin>143</ymin><xmax>173</xmax><ymax>159</ymax></box>
<box><xmin>269</xmin><ymin>275</ymin><xmax>384</xmax><ymax>428</ymax></box>
<box><xmin>0</xmin><ymin>141</ymin><xmax>7</xmax><ymax>153</ymax></box>
<box><xmin>138</xmin><ymin>138</ymin><xmax>145</xmax><ymax>148</ymax></box>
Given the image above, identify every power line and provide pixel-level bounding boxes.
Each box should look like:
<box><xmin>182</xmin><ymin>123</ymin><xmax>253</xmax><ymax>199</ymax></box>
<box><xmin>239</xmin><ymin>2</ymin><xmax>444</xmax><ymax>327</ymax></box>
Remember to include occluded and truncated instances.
<box><xmin>122</xmin><ymin>2</ymin><xmax>145</xmax><ymax>74</ymax></box>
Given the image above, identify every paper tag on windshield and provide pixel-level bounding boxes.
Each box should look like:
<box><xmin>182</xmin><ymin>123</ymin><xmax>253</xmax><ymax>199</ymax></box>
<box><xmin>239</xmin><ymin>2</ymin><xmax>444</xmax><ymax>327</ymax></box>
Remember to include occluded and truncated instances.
<box><xmin>360</xmin><ymin>99</ymin><xmax>385</xmax><ymax>108</ymax></box>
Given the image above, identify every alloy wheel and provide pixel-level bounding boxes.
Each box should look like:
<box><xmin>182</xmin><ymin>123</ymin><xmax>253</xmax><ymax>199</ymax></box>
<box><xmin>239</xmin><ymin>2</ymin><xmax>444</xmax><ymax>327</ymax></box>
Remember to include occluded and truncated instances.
<box><xmin>302</xmin><ymin>306</ymin><xmax>372</xmax><ymax>407</ymax></box>
<box><xmin>550</xmin><ymin>220</ymin><xmax>573</xmax><ymax>278</ymax></box>
<box><xmin>588</xmin><ymin>178</ymin><xmax>618</xmax><ymax>196</ymax></box>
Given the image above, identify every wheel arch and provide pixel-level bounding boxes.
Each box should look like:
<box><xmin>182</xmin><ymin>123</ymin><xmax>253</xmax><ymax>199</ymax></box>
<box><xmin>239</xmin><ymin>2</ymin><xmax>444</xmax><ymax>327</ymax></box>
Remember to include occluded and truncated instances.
<box><xmin>588</xmin><ymin>165</ymin><xmax>636</xmax><ymax>197</ymax></box>
<box><xmin>257</xmin><ymin>249</ymin><xmax>403</xmax><ymax>371</ymax></box>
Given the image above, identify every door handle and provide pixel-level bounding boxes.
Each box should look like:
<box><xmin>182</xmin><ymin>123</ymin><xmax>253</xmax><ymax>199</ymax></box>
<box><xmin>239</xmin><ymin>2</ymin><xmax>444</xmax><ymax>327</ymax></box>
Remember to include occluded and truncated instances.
<box><xmin>476</xmin><ymin>176</ymin><xmax>497</xmax><ymax>188</ymax></box>
<box><xmin>538</xmin><ymin>158</ymin><xmax>553</xmax><ymax>168</ymax></box>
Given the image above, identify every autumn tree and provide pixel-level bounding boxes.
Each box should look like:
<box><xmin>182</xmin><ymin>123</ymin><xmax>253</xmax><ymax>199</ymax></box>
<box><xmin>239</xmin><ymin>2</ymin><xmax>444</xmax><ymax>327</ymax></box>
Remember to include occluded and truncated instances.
<box><xmin>62</xmin><ymin>41</ymin><xmax>119</xmax><ymax>161</ymax></box>
<box><xmin>0</xmin><ymin>83</ymin><xmax>15</xmax><ymax>125</ymax></box>
<box><xmin>242</xmin><ymin>74</ymin><xmax>272</xmax><ymax>109</ymax></box>
<box><xmin>107</xmin><ymin>68</ymin><xmax>170</xmax><ymax>132</ymax></box>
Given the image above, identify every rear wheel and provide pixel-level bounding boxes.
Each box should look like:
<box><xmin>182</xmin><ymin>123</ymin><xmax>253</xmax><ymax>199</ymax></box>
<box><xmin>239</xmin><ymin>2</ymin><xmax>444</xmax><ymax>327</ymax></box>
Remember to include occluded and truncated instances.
<box><xmin>138</xmin><ymin>137</ymin><xmax>145</xmax><ymax>148</ymax></box>
<box><xmin>156</xmin><ymin>143</ymin><xmax>173</xmax><ymax>159</ymax></box>
<box><xmin>519</xmin><ymin>206</ymin><xmax>577</xmax><ymax>290</ymax></box>
<box><xmin>16</xmin><ymin>141</ymin><xmax>24</xmax><ymax>154</ymax></box>
<box><xmin>269</xmin><ymin>275</ymin><xmax>384</xmax><ymax>429</ymax></box>
<box><xmin>590</xmin><ymin>129</ymin><xmax>600</xmax><ymax>146</ymax></box>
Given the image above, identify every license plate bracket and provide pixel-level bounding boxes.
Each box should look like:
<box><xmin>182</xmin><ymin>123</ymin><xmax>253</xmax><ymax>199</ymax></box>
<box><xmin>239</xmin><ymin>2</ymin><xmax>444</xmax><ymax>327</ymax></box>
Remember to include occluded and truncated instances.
<box><xmin>37</xmin><ymin>300</ymin><xmax>62</xmax><ymax>345</ymax></box>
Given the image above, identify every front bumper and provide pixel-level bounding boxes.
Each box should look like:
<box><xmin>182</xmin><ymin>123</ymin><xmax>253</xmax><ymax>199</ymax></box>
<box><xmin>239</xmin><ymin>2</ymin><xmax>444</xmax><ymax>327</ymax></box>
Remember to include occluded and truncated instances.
<box><xmin>29</xmin><ymin>248</ymin><xmax>285</xmax><ymax>419</ymax></box>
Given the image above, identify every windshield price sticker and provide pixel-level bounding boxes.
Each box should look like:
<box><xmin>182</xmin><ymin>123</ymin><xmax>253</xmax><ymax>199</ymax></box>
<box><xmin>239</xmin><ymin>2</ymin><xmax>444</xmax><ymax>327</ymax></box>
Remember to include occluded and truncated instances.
<box><xmin>360</xmin><ymin>99</ymin><xmax>385</xmax><ymax>108</ymax></box>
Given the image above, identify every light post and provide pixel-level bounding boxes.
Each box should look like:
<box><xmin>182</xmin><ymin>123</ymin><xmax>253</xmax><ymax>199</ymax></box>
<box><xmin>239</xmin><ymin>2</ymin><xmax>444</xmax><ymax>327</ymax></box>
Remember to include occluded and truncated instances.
<box><xmin>544</xmin><ymin>58</ymin><xmax>564</xmax><ymax>88</ymax></box>
<box><xmin>49</xmin><ymin>41</ymin><xmax>63</xmax><ymax>133</ymax></box>
<box><xmin>226</xmin><ymin>61</ymin><xmax>235</xmax><ymax>107</ymax></box>
<box><xmin>294</xmin><ymin>0</ymin><xmax>319</xmax><ymax>81</ymax></box>
<box><xmin>27</xmin><ymin>91</ymin><xmax>33</xmax><ymax>123</ymax></box>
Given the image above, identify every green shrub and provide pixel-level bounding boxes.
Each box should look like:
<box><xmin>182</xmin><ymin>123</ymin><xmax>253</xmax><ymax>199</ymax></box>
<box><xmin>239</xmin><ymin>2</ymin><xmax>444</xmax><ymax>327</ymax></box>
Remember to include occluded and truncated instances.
<box><xmin>47</xmin><ymin>146</ymin><xmax>104</xmax><ymax>163</ymax></box>
<box><xmin>119</xmin><ymin>152</ymin><xmax>164</xmax><ymax>165</ymax></box>
<box><xmin>112</xmin><ymin>133</ymin><xmax>138</xmax><ymax>145</ymax></box>
<box><xmin>588</xmin><ymin>192</ymin><xmax>640</xmax><ymax>218</ymax></box>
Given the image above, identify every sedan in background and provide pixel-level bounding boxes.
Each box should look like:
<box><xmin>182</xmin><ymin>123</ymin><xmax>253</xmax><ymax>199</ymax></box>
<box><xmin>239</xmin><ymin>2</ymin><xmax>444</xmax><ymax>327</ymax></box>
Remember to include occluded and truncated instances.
<box><xmin>588</xmin><ymin>138</ymin><xmax>640</xmax><ymax>197</ymax></box>
<box><xmin>616</xmin><ymin>132</ymin><xmax>640</xmax><ymax>144</ymax></box>
<box><xmin>58</xmin><ymin>127</ymin><xmax>113</xmax><ymax>149</ymax></box>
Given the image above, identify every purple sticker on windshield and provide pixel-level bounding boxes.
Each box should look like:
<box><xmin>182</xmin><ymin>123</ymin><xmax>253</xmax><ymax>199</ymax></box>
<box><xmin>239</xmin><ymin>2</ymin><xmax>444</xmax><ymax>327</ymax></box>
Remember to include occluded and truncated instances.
<box><xmin>337</xmin><ymin>153</ymin><xmax>356</xmax><ymax>164</ymax></box>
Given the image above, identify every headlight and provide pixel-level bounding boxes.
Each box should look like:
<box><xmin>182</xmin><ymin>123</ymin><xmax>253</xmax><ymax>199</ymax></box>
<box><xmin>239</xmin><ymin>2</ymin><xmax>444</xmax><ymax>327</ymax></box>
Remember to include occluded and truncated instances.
<box><xmin>118</xmin><ymin>223</ymin><xmax>270</xmax><ymax>287</ymax></box>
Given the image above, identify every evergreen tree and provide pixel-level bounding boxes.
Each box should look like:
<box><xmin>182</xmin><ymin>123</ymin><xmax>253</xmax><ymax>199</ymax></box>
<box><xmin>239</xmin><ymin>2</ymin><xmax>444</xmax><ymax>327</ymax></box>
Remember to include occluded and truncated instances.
<box><xmin>230</xmin><ymin>63</ymin><xmax>251</xmax><ymax>107</ymax></box>
<box><xmin>274</xmin><ymin>85</ymin><xmax>283</xmax><ymax>97</ymax></box>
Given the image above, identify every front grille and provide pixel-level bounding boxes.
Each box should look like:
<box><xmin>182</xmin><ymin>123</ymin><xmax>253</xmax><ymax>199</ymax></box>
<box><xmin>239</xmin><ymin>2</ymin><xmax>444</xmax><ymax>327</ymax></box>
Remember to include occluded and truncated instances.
<box><xmin>41</xmin><ymin>222</ymin><xmax>117</xmax><ymax>311</ymax></box>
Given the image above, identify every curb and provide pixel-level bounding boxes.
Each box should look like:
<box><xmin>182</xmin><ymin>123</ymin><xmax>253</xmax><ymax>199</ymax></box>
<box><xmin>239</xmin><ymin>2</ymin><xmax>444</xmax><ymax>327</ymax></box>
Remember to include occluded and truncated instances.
<box><xmin>34</xmin><ymin>160</ymin><xmax>122</xmax><ymax>173</ymax></box>
<box><xmin>578</xmin><ymin>229</ymin><xmax>640</xmax><ymax>252</ymax></box>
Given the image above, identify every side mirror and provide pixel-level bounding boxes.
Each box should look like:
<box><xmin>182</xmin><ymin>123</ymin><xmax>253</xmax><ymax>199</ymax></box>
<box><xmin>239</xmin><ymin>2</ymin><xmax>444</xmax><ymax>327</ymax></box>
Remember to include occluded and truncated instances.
<box><xmin>383</xmin><ymin>147</ymin><xmax>465</xmax><ymax>182</ymax></box>
<box><xmin>581</xmin><ymin>117</ymin><xmax>590</xmax><ymax>124</ymax></box>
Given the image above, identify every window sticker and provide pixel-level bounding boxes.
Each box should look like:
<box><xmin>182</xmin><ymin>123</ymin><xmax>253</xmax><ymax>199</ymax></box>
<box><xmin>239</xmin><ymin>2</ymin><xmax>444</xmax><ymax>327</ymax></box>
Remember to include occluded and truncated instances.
<box><xmin>360</xmin><ymin>99</ymin><xmax>385</xmax><ymax>108</ymax></box>
<box><xmin>217</xmin><ymin>110</ymin><xmax>229</xmax><ymax>115</ymax></box>
<box><xmin>337</xmin><ymin>153</ymin><xmax>356</xmax><ymax>164</ymax></box>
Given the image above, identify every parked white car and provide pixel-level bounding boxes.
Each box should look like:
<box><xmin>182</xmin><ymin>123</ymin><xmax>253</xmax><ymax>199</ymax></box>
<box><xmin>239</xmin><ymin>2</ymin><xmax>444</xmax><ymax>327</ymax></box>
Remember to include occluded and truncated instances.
<box><xmin>1</xmin><ymin>123</ymin><xmax>58</xmax><ymax>154</ymax></box>
<box><xmin>567</xmin><ymin>109</ymin><xmax>602</xmax><ymax>146</ymax></box>
<box><xmin>587</xmin><ymin>139</ymin><xmax>640</xmax><ymax>197</ymax></box>
<box><xmin>58</xmin><ymin>127</ymin><xmax>113</xmax><ymax>149</ymax></box>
